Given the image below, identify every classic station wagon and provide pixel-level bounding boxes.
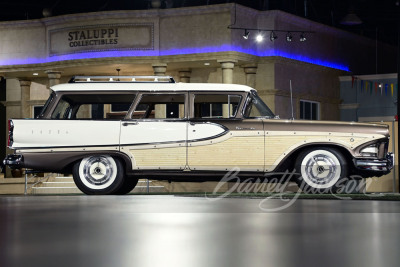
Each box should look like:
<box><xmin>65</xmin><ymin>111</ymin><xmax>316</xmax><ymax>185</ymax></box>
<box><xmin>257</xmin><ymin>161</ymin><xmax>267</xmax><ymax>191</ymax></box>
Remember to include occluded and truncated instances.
<box><xmin>3</xmin><ymin>76</ymin><xmax>393</xmax><ymax>194</ymax></box>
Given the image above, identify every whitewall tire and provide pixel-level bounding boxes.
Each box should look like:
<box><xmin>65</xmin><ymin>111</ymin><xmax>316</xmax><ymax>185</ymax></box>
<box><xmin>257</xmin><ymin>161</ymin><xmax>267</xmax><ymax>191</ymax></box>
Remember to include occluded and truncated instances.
<box><xmin>73</xmin><ymin>155</ymin><xmax>125</xmax><ymax>195</ymax></box>
<box><xmin>295</xmin><ymin>148</ymin><xmax>348</xmax><ymax>194</ymax></box>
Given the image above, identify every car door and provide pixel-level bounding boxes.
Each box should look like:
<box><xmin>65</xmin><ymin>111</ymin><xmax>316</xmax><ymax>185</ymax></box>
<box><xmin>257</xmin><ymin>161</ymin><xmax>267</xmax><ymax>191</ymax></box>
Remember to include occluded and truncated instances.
<box><xmin>119</xmin><ymin>92</ymin><xmax>188</xmax><ymax>170</ymax></box>
<box><xmin>187</xmin><ymin>92</ymin><xmax>264</xmax><ymax>172</ymax></box>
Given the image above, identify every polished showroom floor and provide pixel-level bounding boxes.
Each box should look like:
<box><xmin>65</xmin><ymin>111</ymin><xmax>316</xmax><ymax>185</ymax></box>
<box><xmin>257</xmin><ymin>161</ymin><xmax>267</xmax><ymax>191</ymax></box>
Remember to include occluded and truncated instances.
<box><xmin>0</xmin><ymin>195</ymin><xmax>399</xmax><ymax>267</ymax></box>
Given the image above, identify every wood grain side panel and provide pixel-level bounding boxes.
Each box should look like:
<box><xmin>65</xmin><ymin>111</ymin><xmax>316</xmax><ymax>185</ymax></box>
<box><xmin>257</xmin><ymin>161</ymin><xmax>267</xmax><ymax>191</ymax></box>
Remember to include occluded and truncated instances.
<box><xmin>265</xmin><ymin>134</ymin><xmax>373</xmax><ymax>171</ymax></box>
<box><xmin>188</xmin><ymin>136</ymin><xmax>264</xmax><ymax>169</ymax></box>
<box><xmin>265</xmin><ymin>136</ymin><xmax>324</xmax><ymax>167</ymax></box>
<box><xmin>130</xmin><ymin>147</ymin><xmax>186</xmax><ymax>168</ymax></box>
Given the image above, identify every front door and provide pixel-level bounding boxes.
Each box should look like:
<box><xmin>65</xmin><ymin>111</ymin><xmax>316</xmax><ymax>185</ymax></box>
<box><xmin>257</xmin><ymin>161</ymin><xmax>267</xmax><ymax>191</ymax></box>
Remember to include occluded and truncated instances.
<box><xmin>187</xmin><ymin>93</ymin><xmax>264</xmax><ymax>172</ymax></box>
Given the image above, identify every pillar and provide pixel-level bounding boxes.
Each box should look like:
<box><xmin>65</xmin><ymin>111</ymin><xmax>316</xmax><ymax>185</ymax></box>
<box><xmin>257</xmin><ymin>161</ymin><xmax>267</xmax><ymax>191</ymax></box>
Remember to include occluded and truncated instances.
<box><xmin>179</xmin><ymin>69</ymin><xmax>191</xmax><ymax>83</ymax></box>
<box><xmin>243</xmin><ymin>64</ymin><xmax>258</xmax><ymax>89</ymax></box>
<box><xmin>218</xmin><ymin>60</ymin><xmax>237</xmax><ymax>84</ymax></box>
<box><xmin>152</xmin><ymin>63</ymin><xmax>167</xmax><ymax>76</ymax></box>
<box><xmin>19</xmin><ymin>80</ymin><xmax>31</xmax><ymax>118</ymax></box>
<box><xmin>45</xmin><ymin>71</ymin><xmax>62</xmax><ymax>92</ymax></box>
<box><xmin>152</xmin><ymin>63</ymin><xmax>167</xmax><ymax>118</ymax></box>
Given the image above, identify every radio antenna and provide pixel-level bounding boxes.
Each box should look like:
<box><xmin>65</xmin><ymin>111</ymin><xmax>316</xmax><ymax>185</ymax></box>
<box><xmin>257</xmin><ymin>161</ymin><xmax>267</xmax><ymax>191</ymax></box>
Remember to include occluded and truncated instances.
<box><xmin>290</xmin><ymin>80</ymin><xmax>294</xmax><ymax>120</ymax></box>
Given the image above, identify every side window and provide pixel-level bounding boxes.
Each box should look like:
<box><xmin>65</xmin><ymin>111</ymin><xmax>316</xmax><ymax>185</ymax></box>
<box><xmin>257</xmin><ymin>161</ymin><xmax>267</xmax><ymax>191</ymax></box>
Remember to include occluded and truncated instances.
<box><xmin>51</xmin><ymin>98</ymin><xmax>72</xmax><ymax>119</ymax></box>
<box><xmin>193</xmin><ymin>94</ymin><xmax>241</xmax><ymax>119</ymax></box>
<box><xmin>33</xmin><ymin>105</ymin><xmax>44</xmax><ymax>118</ymax></box>
<box><xmin>132</xmin><ymin>94</ymin><xmax>185</xmax><ymax>119</ymax></box>
<box><xmin>51</xmin><ymin>94</ymin><xmax>136</xmax><ymax>120</ymax></box>
<box><xmin>38</xmin><ymin>93</ymin><xmax>55</xmax><ymax>118</ymax></box>
<box><xmin>300</xmin><ymin>100</ymin><xmax>320</xmax><ymax>120</ymax></box>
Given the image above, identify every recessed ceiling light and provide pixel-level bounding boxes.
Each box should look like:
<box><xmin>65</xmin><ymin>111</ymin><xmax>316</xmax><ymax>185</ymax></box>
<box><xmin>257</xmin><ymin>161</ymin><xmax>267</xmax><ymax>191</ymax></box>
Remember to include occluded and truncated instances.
<box><xmin>33</xmin><ymin>73</ymin><xmax>39</xmax><ymax>76</ymax></box>
<box><xmin>204</xmin><ymin>62</ymin><xmax>210</xmax><ymax>66</ymax></box>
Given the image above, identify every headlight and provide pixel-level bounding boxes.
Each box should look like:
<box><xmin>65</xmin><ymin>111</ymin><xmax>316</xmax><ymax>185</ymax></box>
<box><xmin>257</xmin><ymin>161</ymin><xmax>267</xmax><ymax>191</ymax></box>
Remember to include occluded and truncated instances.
<box><xmin>360</xmin><ymin>145</ymin><xmax>378</xmax><ymax>157</ymax></box>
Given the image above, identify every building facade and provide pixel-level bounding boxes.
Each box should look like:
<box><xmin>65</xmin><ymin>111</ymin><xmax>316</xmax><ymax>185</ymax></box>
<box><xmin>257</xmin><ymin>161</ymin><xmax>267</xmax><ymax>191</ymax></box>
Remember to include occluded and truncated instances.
<box><xmin>0</xmin><ymin>3</ymin><xmax>397</xmax><ymax>177</ymax></box>
<box><xmin>340</xmin><ymin>74</ymin><xmax>398</xmax><ymax>122</ymax></box>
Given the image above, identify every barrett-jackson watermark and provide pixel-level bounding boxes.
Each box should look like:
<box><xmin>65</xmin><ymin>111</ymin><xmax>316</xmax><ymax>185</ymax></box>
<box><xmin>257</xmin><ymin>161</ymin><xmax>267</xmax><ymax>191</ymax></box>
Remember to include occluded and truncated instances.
<box><xmin>68</xmin><ymin>28</ymin><xmax>119</xmax><ymax>47</ymax></box>
<box><xmin>205</xmin><ymin>167</ymin><xmax>383</xmax><ymax>212</ymax></box>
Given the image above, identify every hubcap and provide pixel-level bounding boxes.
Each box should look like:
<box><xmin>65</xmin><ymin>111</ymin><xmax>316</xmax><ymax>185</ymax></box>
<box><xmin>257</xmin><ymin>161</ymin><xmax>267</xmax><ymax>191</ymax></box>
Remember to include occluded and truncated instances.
<box><xmin>306</xmin><ymin>155</ymin><xmax>336</xmax><ymax>185</ymax></box>
<box><xmin>79</xmin><ymin>156</ymin><xmax>117</xmax><ymax>190</ymax></box>
<box><xmin>301</xmin><ymin>150</ymin><xmax>341</xmax><ymax>189</ymax></box>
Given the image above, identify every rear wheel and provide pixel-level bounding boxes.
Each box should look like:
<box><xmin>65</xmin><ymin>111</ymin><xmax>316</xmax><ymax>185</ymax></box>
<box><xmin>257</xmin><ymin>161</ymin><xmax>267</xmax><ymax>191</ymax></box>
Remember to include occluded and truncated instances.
<box><xmin>295</xmin><ymin>148</ymin><xmax>348</xmax><ymax>194</ymax></box>
<box><xmin>73</xmin><ymin>155</ymin><xmax>125</xmax><ymax>195</ymax></box>
<box><xmin>114</xmin><ymin>176</ymin><xmax>139</xmax><ymax>195</ymax></box>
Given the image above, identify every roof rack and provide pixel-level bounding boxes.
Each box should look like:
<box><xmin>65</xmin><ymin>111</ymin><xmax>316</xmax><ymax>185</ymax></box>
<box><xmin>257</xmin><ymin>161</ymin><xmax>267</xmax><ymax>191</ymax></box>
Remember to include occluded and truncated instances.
<box><xmin>68</xmin><ymin>76</ymin><xmax>175</xmax><ymax>83</ymax></box>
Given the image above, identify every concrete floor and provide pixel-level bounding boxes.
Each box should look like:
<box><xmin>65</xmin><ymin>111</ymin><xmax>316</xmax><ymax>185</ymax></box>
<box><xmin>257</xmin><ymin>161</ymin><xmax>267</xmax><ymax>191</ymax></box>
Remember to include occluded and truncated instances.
<box><xmin>0</xmin><ymin>195</ymin><xmax>399</xmax><ymax>267</ymax></box>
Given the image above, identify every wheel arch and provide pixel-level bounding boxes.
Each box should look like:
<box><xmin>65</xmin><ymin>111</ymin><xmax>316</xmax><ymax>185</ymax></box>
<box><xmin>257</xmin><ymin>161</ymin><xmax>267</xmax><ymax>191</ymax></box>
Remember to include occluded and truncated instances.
<box><xmin>273</xmin><ymin>143</ymin><xmax>354</xmax><ymax>174</ymax></box>
<box><xmin>62</xmin><ymin>151</ymin><xmax>132</xmax><ymax>174</ymax></box>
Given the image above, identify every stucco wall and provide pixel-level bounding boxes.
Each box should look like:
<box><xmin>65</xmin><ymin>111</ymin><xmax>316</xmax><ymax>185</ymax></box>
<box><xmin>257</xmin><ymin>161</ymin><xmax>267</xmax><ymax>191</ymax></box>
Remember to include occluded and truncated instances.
<box><xmin>159</xmin><ymin>6</ymin><xmax>231</xmax><ymax>53</ymax></box>
<box><xmin>0</xmin><ymin>4</ymin><xmax>396</xmax><ymax>75</ymax></box>
<box><xmin>270</xmin><ymin>59</ymin><xmax>342</xmax><ymax>120</ymax></box>
<box><xmin>0</xmin><ymin>22</ymin><xmax>47</xmax><ymax>64</ymax></box>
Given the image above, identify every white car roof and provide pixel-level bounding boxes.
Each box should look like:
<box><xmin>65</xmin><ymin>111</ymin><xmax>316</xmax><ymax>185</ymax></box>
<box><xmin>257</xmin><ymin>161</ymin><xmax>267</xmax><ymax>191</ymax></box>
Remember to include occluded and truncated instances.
<box><xmin>51</xmin><ymin>82</ymin><xmax>254</xmax><ymax>93</ymax></box>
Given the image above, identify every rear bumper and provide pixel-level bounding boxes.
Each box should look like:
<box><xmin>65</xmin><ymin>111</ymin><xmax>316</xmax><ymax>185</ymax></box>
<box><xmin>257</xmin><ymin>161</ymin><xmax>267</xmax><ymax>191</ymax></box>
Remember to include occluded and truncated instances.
<box><xmin>3</xmin><ymin>154</ymin><xmax>24</xmax><ymax>169</ymax></box>
<box><xmin>354</xmin><ymin>153</ymin><xmax>394</xmax><ymax>173</ymax></box>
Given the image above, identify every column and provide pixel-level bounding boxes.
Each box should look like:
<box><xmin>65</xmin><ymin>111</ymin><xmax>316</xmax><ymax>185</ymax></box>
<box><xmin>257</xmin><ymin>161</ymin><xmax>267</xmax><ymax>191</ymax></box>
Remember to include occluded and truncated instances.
<box><xmin>243</xmin><ymin>64</ymin><xmax>258</xmax><ymax>89</ymax></box>
<box><xmin>19</xmin><ymin>80</ymin><xmax>31</xmax><ymax>118</ymax></box>
<box><xmin>152</xmin><ymin>63</ymin><xmax>167</xmax><ymax>118</ymax></box>
<box><xmin>45</xmin><ymin>71</ymin><xmax>62</xmax><ymax>92</ymax></box>
<box><xmin>179</xmin><ymin>69</ymin><xmax>191</xmax><ymax>83</ymax></box>
<box><xmin>152</xmin><ymin>63</ymin><xmax>167</xmax><ymax>76</ymax></box>
<box><xmin>218</xmin><ymin>60</ymin><xmax>237</xmax><ymax>84</ymax></box>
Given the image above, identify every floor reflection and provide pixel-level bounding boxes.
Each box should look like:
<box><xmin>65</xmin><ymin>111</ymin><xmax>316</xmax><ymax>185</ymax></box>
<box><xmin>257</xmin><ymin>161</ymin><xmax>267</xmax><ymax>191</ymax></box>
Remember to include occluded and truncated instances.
<box><xmin>0</xmin><ymin>195</ymin><xmax>399</xmax><ymax>267</ymax></box>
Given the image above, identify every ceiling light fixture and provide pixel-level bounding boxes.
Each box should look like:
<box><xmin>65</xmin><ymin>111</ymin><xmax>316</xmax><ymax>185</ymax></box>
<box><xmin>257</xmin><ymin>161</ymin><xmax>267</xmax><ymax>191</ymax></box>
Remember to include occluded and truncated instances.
<box><xmin>286</xmin><ymin>32</ymin><xmax>293</xmax><ymax>42</ymax></box>
<box><xmin>300</xmin><ymin>32</ymin><xmax>306</xmax><ymax>42</ymax></box>
<box><xmin>340</xmin><ymin>9</ymin><xmax>362</xmax><ymax>26</ymax></box>
<box><xmin>243</xmin><ymin>29</ymin><xmax>250</xmax><ymax>40</ymax></box>
<box><xmin>227</xmin><ymin>26</ymin><xmax>315</xmax><ymax>43</ymax></box>
<box><xmin>116</xmin><ymin>68</ymin><xmax>121</xmax><ymax>81</ymax></box>
<box><xmin>270</xmin><ymin>31</ymin><xmax>277</xmax><ymax>41</ymax></box>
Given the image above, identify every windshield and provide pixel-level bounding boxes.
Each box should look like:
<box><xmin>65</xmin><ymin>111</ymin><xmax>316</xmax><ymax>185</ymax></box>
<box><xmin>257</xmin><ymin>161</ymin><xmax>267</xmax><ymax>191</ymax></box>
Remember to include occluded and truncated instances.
<box><xmin>243</xmin><ymin>91</ymin><xmax>275</xmax><ymax>118</ymax></box>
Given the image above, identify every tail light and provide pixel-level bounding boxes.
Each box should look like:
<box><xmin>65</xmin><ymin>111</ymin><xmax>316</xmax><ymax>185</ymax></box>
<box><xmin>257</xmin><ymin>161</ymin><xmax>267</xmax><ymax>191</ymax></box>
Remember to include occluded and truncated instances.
<box><xmin>7</xmin><ymin>120</ymin><xmax>14</xmax><ymax>147</ymax></box>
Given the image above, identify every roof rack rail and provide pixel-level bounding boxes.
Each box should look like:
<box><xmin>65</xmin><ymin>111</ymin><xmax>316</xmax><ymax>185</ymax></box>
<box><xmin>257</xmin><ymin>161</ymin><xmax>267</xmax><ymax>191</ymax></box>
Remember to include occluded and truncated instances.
<box><xmin>68</xmin><ymin>76</ymin><xmax>175</xmax><ymax>83</ymax></box>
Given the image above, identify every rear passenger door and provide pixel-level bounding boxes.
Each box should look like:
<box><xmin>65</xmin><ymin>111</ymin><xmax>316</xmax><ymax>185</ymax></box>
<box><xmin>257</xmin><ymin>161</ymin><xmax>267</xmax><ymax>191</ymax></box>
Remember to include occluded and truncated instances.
<box><xmin>119</xmin><ymin>92</ymin><xmax>188</xmax><ymax>170</ymax></box>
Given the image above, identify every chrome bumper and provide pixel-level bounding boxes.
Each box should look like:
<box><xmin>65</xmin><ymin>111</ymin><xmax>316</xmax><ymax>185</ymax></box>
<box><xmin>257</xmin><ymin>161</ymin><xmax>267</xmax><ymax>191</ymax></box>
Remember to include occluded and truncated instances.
<box><xmin>354</xmin><ymin>153</ymin><xmax>394</xmax><ymax>172</ymax></box>
<box><xmin>3</xmin><ymin>154</ymin><xmax>24</xmax><ymax>169</ymax></box>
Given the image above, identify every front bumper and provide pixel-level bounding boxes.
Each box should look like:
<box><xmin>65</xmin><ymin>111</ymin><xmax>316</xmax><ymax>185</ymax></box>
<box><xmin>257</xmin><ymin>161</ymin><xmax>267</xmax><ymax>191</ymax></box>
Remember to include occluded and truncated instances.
<box><xmin>3</xmin><ymin>154</ymin><xmax>24</xmax><ymax>169</ymax></box>
<box><xmin>354</xmin><ymin>152</ymin><xmax>394</xmax><ymax>173</ymax></box>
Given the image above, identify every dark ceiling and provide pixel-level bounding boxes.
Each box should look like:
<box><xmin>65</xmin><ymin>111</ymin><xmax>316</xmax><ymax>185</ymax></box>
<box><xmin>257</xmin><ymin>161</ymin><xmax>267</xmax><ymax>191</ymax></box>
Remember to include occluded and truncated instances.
<box><xmin>0</xmin><ymin>0</ymin><xmax>399</xmax><ymax>45</ymax></box>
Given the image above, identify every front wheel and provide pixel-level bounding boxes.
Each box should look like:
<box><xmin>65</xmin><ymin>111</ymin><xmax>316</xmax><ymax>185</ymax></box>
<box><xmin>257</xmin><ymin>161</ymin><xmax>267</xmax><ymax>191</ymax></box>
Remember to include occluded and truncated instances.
<box><xmin>73</xmin><ymin>155</ymin><xmax>125</xmax><ymax>195</ymax></box>
<box><xmin>295</xmin><ymin>148</ymin><xmax>348</xmax><ymax>194</ymax></box>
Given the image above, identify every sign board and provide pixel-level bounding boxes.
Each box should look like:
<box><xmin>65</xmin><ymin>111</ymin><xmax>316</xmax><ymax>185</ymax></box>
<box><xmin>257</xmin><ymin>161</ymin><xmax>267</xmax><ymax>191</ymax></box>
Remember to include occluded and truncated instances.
<box><xmin>48</xmin><ymin>23</ymin><xmax>154</xmax><ymax>56</ymax></box>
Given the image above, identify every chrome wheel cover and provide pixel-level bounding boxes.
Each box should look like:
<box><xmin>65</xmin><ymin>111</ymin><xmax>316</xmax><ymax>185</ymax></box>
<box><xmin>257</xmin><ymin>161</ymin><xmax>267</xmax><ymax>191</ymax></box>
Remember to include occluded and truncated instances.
<box><xmin>300</xmin><ymin>150</ymin><xmax>341</xmax><ymax>189</ymax></box>
<box><xmin>78</xmin><ymin>156</ymin><xmax>117</xmax><ymax>190</ymax></box>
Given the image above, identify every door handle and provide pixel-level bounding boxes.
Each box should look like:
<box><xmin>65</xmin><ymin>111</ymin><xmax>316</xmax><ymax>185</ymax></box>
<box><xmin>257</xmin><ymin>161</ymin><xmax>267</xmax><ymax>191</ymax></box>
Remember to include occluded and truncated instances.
<box><xmin>122</xmin><ymin>121</ymin><xmax>138</xmax><ymax>126</ymax></box>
